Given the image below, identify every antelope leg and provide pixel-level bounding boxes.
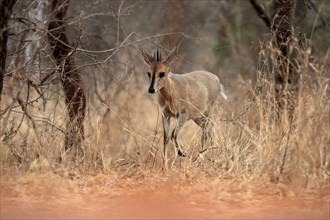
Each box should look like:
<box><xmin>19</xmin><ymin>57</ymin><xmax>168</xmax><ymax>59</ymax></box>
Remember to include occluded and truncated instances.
<box><xmin>171</xmin><ymin>111</ymin><xmax>187</xmax><ymax>157</ymax></box>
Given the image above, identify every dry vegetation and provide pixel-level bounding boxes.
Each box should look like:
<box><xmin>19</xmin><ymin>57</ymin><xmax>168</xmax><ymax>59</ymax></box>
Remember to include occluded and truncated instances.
<box><xmin>2</xmin><ymin>31</ymin><xmax>328</xmax><ymax>188</ymax></box>
<box><xmin>0</xmin><ymin>0</ymin><xmax>329</xmax><ymax>219</ymax></box>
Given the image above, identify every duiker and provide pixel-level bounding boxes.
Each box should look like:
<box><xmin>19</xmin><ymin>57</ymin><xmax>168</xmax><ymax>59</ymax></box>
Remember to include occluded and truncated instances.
<box><xmin>139</xmin><ymin>47</ymin><xmax>227</xmax><ymax>169</ymax></box>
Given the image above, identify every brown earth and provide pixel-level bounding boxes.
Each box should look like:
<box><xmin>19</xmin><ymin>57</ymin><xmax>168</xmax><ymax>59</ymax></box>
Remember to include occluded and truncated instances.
<box><xmin>1</xmin><ymin>171</ymin><xmax>329</xmax><ymax>219</ymax></box>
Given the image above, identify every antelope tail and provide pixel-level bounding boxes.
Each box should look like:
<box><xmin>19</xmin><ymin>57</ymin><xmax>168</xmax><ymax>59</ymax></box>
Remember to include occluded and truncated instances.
<box><xmin>220</xmin><ymin>84</ymin><xmax>228</xmax><ymax>100</ymax></box>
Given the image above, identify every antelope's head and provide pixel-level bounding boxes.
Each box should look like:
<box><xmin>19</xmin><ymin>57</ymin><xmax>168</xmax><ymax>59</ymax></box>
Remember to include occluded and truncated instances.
<box><xmin>139</xmin><ymin>47</ymin><xmax>176</xmax><ymax>94</ymax></box>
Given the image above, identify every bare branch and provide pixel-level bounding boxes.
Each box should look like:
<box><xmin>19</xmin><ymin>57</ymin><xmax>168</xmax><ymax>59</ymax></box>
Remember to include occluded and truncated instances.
<box><xmin>249</xmin><ymin>0</ymin><xmax>272</xmax><ymax>30</ymax></box>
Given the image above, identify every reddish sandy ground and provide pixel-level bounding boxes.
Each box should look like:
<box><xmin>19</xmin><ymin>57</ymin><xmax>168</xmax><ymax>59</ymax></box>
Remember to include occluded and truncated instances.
<box><xmin>1</xmin><ymin>171</ymin><xmax>329</xmax><ymax>219</ymax></box>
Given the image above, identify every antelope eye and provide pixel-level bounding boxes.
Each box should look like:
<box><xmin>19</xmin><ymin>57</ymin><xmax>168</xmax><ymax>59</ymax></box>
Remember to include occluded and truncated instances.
<box><xmin>147</xmin><ymin>72</ymin><xmax>151</xmax><ymax>78</ymax></box>
<box><xmin>159</xmin><ymin>72</ymin><xmax>165</xmax><ymax>78</ymax></box>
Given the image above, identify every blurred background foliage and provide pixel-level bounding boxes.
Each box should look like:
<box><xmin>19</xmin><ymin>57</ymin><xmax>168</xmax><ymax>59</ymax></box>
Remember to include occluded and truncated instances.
<box><xmin>9</xmin><ymin>0</ymin><xmax>329</xmax><ymax>88</ymax></box>
<box><xmin>62</xmin><ymin>0</ymin><xmax>330</xmax><ymax>79</ymax></box>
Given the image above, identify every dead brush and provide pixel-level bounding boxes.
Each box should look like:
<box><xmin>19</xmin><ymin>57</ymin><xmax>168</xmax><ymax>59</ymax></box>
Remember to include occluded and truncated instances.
<box><xmin>172</xmin><ymin>38</ymin><xmax>329</xmax><ymax>187</ymax></box>
<box><xmin>0</xmin><ymin>38</ymin><xmax>329</xmax><ymax>187</ymax></box>
<box><xmin>198</xmin><ymin>39</ymin><xmax>330</xmax><ymax>185</ymax></box>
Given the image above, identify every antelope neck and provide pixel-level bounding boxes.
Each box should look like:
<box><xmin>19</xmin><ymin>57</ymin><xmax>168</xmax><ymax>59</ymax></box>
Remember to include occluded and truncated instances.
<box><xmin>159</xmin><ymin>72</ymin><xmax>175</xmax><ymax>101</ymax></box>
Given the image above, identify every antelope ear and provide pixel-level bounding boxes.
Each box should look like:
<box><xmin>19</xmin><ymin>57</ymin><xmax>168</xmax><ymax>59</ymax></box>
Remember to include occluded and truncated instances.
<box><xmin>162</xmin><ymin>47</ymin><xmax>177</xmax><ymax>66</ymax></box>
<box><xmin>139</xmin><ymin>47</ymin><xmax>154</xmax><ymax>65</ymax></box>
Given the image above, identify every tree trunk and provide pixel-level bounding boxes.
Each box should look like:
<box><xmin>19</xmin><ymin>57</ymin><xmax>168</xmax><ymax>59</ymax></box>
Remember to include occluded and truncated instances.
<box><xmin>272</xmin><ymin>0</ymin><xmax>307</xmax><ymax>121</ymax></box>
<box><xmin>0</xmin><ymin>0</ymin><xmax>17</xmax><ymax>104</ymax></box>
<box><xmin>272</xmin><ymin>0</ymin><xmax>295</xmax><ymax>86</ymax></box>
<box><xmin>48</xmin><ymin>0</ymin><xmax>86</xmax><ymax>156</ymax></box>
<box><xmin>250</xmin><ymin>0</ymin><xmax>308</xmax><ymax>121</ymax></box>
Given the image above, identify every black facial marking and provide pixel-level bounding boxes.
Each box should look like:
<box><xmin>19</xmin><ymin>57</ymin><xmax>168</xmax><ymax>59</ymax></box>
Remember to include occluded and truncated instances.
<box><xmin>148</xmin><ymin>73</ymin><xmax>156</xmax><ymax>93</ymax></box>
<box><xmin>153</xmin><ymin>63</ymin><xmax>157</xmax><ymax>75</ymax></box>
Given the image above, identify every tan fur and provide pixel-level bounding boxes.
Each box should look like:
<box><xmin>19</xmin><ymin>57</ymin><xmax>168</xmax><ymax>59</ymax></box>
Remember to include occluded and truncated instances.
<box><xmin>158</xmin><ymin>71</ymin><xmax>220</xmax><ymax>119</ymax></box>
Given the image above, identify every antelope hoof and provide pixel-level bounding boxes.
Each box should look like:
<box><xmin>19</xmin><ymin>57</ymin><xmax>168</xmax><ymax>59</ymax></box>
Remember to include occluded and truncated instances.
<box><xmin>178</xmin><ymin>149</ymin><xmax>187</xmax><ymax>157</ymax></box>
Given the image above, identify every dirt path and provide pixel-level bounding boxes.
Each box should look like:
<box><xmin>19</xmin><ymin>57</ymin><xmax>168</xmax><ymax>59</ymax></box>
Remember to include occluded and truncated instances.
<box><xmin>1</xmin><ymin>172</ymin><xmax>329</xmax><ymax>219</ymax></box>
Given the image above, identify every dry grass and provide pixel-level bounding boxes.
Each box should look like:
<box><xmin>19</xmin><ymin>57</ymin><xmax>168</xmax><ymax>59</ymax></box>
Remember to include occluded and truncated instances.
<box><xmin>0</xmin><ymin>42</ymin><xmax>329</xmax><ymax>192</ymax></box>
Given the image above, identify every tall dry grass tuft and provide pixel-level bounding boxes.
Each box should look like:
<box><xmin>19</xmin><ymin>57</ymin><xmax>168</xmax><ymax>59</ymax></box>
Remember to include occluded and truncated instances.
<box><xmin>1</xmin><ymin>38</ymin><xmax>329</xmax><ymax>188</ymax></box>
<box><xmin>251</xmin><ymin>39</ymin><xmax>330</xmax><ymax>187</ymax></box>
<box><xmin>199</xmin><ymin>38</ymin><xmax>330</xmax><ymax>187</ymax></box>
